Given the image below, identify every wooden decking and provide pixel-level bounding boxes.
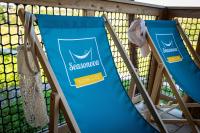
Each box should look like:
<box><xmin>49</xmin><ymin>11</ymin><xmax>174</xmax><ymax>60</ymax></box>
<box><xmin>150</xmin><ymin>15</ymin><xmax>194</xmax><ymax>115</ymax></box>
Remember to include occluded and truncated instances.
<box><xmin>136</xmin><ymin>102</ymin><xmax>193</xmax><ymax>133</ymax></box>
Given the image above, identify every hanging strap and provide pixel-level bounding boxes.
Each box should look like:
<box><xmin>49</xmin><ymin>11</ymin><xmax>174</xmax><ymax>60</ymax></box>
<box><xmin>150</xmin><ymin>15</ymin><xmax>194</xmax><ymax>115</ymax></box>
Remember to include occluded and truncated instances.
<box><xmin>24</xmin><ymin>12</ymin><xmax>40</xmax><ymax>74</ymax></box>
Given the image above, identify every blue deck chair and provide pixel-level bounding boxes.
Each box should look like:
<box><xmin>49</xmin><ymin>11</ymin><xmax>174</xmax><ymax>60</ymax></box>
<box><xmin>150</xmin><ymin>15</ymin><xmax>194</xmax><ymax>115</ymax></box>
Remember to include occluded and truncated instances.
<box><xmin>145</xmin><ymin>20</ymin><xmax>200</xmax><ymax>133</ymax></box>
<box><xmin>18</xmin><ymin>9</ymin><xmax>167</xmax><ymax>133</ymax></box>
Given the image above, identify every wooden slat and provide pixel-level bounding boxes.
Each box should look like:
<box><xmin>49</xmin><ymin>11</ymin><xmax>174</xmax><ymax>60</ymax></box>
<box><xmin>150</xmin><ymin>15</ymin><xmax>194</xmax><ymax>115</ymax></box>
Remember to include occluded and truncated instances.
<box><xmin>196</xmin><ymin>32</ymin><xmax>200</xmax><ymax>56</ymax></box>
<box><xmin>160</xmin><ymin>94</ymin><xmax>176</xmax><ymax>103</ymax></box>
<box><xmin>163</xmin><ymin>119</ymin><xmax>200</xmax><ymax>125</ymax></box>
<box><xmin>186</xmin><ymin>103</ymin><xmax>200</xmax><ymax>108</ymax></box>
<box><xmin>157</xmin><ymin>103</ymin><xmax>200</xmax><ymax>111</ymax></box>
<box><xmin>2</xmin><ymin>0</ymin><xmax>162</xmax><ymax>16</ymax></box>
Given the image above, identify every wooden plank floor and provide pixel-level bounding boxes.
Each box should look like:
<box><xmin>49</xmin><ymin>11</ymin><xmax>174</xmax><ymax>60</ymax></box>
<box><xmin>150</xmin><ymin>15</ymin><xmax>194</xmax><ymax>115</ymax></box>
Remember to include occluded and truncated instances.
<box><xmin>135</xmin><ymin>102</ymin><xmax>193</xmax><ymax>133</ymax></box>
<box><xmin>46</xmin><ymin>102</ymin><xmax>195</xmax><ymax>133</ymax></box>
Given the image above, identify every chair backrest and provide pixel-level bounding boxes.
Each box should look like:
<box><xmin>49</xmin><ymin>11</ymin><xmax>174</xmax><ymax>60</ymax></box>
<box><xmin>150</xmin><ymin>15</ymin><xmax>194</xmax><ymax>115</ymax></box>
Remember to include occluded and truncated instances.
<box><xmin>145</xmin><ymin>20</ymin><xmax>200</xmax><ymax>103</ymax></box>
<box><xmin>37</xmin><ymin>14</ymin><xmax>158</xmax><ymax>133</ymax></box>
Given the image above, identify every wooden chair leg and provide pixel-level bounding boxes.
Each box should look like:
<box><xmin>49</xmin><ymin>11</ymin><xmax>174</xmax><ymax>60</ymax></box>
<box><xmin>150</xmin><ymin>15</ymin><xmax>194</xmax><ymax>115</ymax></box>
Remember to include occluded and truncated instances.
<box><xmin>128</xmin><ymin>69</ymin><xmax>143</xmax><ymax>104</ymax></box>
<box><xmin>128</xmin><ymin>78</ymin><xmax>137</xmax><ymax>100</ymax></box>
<box><xmin>151</xmin><ymin>63</ymin><xmax>163</xmax><ymax>105</ymax></box>
<box><xmin>49</xmin><ymin>92</ymin><xmax>60</xmax><ymax>133</ymax></box>
<box><xmin>147</xmin><ymin>55</ymin><xmax>158</xmax><ymax>96</ymax></box>
<box><xmin>146</xmin><ymin>64</ymin><xmax>163</xmax><ymax>122</ymax></box>
<box><xmin>164</xmin><ymin>69</ymin><xmax>199</xmax><ymax>133</ymax></box>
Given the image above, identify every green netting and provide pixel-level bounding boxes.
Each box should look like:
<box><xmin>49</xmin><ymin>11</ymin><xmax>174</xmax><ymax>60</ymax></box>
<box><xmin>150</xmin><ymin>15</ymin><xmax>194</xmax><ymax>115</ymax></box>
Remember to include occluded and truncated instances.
<box><xmin>0</xmin><ymin>2</ymin><xmax>199</xmax><ymax>133</ymax></box>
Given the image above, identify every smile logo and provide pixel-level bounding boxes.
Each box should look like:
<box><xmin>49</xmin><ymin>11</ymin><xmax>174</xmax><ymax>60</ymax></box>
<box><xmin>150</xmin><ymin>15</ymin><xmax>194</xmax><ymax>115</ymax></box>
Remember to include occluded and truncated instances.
<box><xmin>69</xmin><ymin>48</ymin><xmax>92</xmax><ymax>63</ymax></box>
<box><xmin>161</xmin><ymin>40</ymin><xmax>173</xmax><ymax>47</ymax></box>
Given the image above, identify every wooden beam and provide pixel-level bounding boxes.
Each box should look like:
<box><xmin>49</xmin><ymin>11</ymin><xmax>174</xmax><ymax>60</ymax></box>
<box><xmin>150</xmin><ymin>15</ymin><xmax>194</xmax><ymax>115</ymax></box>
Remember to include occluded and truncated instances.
<box><xmin>186</xmin><ymin>103</ymin><xmax>200</xmax><ymax>108</ymax></box>
<box><xmin>157</xmin><ymin>103</ymin><xmax>200</xmax><ymax>109</ymax></box>
<box><xmin>160</xmin><ymin>94</ymin><xmax>176</xmax><ymax>103</ymax></box>
<box><xmin>49</xmin><ymin>92</ymin><xmax>60</xmax><ymax>133</ymax></box>
<box><xmin>127</xmin><ymin>14</ymin><xmax>138</xmax><ymax>99</ymax></box>
<box><xmin>2</xmin><ymin>0</ymin><xmax>162</xmax><ymax>16</ymax></box>
<box><xmin>163</xmin><ymin>119</ymin><xmax>200</xmax><ymax>125</ymax></box>
<box><xmin>146</xmin><ymin>31</ymin><xmax>163</xmax><ymax>97</ymax></box>
<box><xmin>147</xmin><ymin>8</ymin><xmax>170</xmax><ymax>96</ymax></box>
<box><xmin>105</xmin><ymin>0</ymin><xmax>164</xmax><ymax>8</ymax></box>
<box><xmin>158</xmin><ymin>8</ymin><xmax>169</xmax><ymax>20</ymax></box>
<box><xmin>168</xmin><ymin>7</ymin><xmax>200</xmax><ymax>18</ymax></box>
<box><xmin>3</xmin><ymin>0</ymin><xmax>200</xmax><ymax>19</ymax></box>
<box><xmin>196</xmin><ymin>32</ymin><xmax>200</xmax><ymax>56</ymax></box>
<box><xmin>151</xmin><ymin>63</ymin><xmax>163</xmax><ymax>104</ymax></box>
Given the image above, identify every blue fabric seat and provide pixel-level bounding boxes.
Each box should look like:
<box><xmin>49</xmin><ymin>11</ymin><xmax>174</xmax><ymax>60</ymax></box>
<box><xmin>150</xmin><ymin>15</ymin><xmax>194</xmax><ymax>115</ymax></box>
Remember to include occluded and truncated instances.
<box><xmin>36</xmin><ymin>15</ymin><xmax>158</xmax><ymax>133</ymax></box>
<box><xmin>145</xmin><ymin>20</ymin><xmax>200</xmax><ymax>103</ymax></box>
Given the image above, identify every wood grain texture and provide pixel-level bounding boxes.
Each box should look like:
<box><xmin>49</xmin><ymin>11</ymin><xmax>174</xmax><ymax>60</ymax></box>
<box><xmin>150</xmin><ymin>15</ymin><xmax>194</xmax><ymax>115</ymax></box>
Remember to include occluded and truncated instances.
<box><xmin>3</xmin><ymin>0</ymin><xmax>162</xmax><ymax>16</ymax></box>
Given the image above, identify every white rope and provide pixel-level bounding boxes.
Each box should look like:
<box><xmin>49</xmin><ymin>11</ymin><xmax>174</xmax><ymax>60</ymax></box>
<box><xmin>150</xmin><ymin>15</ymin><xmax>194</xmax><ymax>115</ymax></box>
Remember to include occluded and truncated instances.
<box><xmin>17</xmin><ymin>12</ymin><xmax>49</xmax><ymax>128</ymax></box>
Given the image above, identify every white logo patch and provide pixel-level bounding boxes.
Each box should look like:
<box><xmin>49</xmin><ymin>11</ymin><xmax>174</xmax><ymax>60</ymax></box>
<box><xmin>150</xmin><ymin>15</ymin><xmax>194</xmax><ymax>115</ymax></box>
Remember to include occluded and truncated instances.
<box><xmin>58</xmin><ymin>37</ymin><xmax>107</xmax><ymax>87</ymax></box>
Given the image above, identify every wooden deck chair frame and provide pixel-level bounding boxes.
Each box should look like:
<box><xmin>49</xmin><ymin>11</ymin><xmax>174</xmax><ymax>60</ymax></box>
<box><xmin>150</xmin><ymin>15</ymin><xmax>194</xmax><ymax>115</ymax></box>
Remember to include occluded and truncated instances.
<box><xmin>146</xmin><ymin>20</ymin><xmax>200</xmax><ymax>133</ymax></box>
<box><xmin>18</xmin><ymin>9</ymin><xmax>168</xmax><ymax>133</ymax></box>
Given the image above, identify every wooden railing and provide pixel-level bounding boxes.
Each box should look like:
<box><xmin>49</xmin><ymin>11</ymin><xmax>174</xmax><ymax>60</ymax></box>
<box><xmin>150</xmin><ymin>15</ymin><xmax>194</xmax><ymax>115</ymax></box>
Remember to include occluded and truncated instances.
<box><xmin>0</xmin><ymin>0</ymin><xmax>200</xmax><ymax>132</ymax></box>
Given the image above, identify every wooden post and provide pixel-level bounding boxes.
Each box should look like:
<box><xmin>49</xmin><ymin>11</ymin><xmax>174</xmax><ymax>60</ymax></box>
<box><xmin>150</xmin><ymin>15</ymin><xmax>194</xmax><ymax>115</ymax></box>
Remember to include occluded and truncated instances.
<box><xmin>147</xmin><ymin>8</ymin><xmax>169</xmax><ymax>104</ymax></box>
<box><xmin>196</xmin><ymin>32</ymin><xmax>200</xmax><ymax>56</ymax></box>
<box><xmin>158</xmin><ymin>8</ymin><xmax>170</xmax><ymax>20</ymax></box>
<box><xmin>83</xmin><ymin>9</ymin><xmax>95</xmax><ymax>16</ymax></box>
<box><xmin>147</xmin><ymin>56</ymin><xmax>158</xmax><ymax>95</ymax></box>
<box><xmin>151</xmin><ymin>63</ymin><xmax>163</xmax><ymax>104</ymax></box>
<box><xmin>127</xmin><ymin>14</ymin><xmax>138</xmax><ymax>100</ymax></box>
<box><xmin>49</xmin><ymin>92</ymin><xmax>60</xmax><ymax>133</ymax></box>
